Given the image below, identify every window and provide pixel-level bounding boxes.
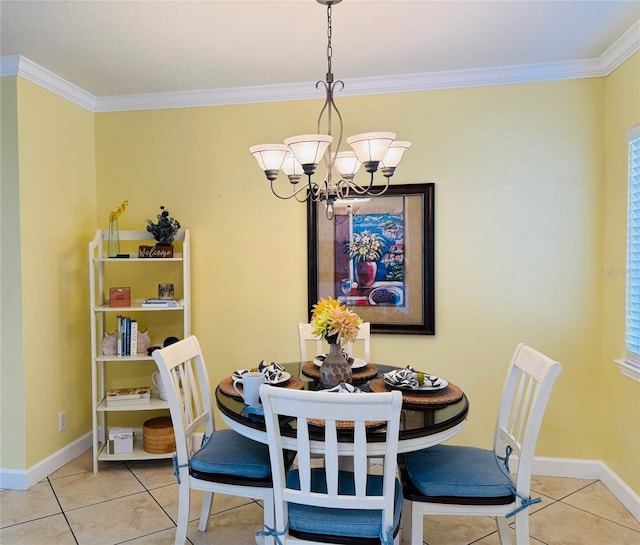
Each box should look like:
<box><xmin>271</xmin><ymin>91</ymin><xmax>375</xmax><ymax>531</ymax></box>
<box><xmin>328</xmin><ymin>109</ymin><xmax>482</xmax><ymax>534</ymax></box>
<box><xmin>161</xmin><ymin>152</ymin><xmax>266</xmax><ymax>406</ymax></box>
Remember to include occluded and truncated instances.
<box><xmin>619</xmin><ymin>124</ymin><xmax>640</xmax><ymax>381</ymax></box>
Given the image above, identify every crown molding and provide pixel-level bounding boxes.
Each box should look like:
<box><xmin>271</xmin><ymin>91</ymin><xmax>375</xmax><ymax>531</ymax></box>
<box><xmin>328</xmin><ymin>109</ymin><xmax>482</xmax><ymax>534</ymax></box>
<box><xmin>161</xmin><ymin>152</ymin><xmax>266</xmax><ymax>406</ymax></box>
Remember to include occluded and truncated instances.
<box><xmin>1</xmin><ymin>55</ymin><xmax>96</xmax><ymax>111</ymax></box>
<box><xmin>2</xmin><ymin>21</ymin><xmax>638</xmax><ymax>113</ymax></box>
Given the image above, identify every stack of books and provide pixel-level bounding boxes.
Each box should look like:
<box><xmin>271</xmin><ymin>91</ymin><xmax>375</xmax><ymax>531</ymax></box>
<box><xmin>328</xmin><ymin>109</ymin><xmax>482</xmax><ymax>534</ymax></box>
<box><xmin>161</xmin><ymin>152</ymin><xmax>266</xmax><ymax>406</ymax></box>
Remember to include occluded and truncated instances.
<box><xmin>116</xmin><ymin>315</ymin><xmax>138</xmax><ymax>355</ymax></box>
<box><xmin>106</xmin><ymin>386</ymin><xmax>151</xmax><ymax>407</ymax></box>
<box><xmin>141</xmin><ymin>298</ymin><xmax>178</xmax><ymax>308</ymax></box>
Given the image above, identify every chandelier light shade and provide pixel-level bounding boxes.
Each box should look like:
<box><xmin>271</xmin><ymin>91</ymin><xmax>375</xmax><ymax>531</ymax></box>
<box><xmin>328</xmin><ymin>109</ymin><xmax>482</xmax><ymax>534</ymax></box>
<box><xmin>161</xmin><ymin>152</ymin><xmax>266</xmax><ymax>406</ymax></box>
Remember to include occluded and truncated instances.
<box><xmin>248</xmin><ymin>0</ymin><xmax>411</xmax><ymax>219</ymax></box>
<box><xmin>281</xmin><ymin>152</ymin><xmax>304</xmax><ymax>184</ymax></box>
<box><xmin>332</xmin><ymin>151</ymin><xmax>361</xmax><ymax>181</ymax></box>
<box><xmin>284</xmin><ymin>134</ymin><xmax>333</xmax><ymax>175</ymax></box>
<box><xmin>346</xmin><ymin>132</ymin><xmax>396</xmax><ymax>172</ymax></box>
<box><xmin>381</xmin><ymin>141</ymin><xmax>412</xmax><ymax>176</ymax></box>
<box><xmin>249</xmin><ymin>144</ymin><xmax>289</xmax><ymax>181</ymax></box>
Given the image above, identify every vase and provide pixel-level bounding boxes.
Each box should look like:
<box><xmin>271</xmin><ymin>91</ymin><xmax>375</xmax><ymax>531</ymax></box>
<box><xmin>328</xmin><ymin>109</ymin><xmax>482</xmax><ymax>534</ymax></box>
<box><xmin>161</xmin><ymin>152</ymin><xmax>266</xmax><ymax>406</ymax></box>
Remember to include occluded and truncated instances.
<box><xmin>108</xmin><ymin>217</ymin><xmax>120</xmax><ymax>257</ymax></box>
<box><xmin>356</xmin><ymin>261</ymin><xmax>377</xmax><ymax>288</ymax></box>
<box><xmin>320</xmin><ymin>339</ymin><xmax>352</xmax><ymax>388</ymax></box>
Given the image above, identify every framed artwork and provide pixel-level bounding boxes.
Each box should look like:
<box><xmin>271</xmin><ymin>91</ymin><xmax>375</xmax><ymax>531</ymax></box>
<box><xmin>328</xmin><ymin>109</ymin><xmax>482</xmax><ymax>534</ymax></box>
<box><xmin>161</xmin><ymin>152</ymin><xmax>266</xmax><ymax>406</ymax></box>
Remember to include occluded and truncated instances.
<box><xmin>307</xmin><ymin>183</ymin><xmax>435</xmax><ymax>335</ymax></box>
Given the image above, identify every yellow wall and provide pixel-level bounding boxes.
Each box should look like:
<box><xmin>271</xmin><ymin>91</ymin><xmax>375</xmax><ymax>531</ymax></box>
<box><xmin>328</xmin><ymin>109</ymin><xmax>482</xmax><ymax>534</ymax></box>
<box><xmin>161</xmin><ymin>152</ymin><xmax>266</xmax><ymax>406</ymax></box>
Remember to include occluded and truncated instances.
<box><xmin>602</xmin><ymin>51</ymin><xmax>640</xmax><ymax>492</ymax></box>
<box><xmin>96</xmin><ymin>78</ymin><xmax>606</xmax><ymax>457</ymax></box>
<box><xmin>2</xmin><ymin>52</ymin><xmax>638</xmax><ymax>494</ymax></box>
<box><xmin>1</xmin><ymin>79</ymin><xmax>97</xmax><ymax>468</ymax></box>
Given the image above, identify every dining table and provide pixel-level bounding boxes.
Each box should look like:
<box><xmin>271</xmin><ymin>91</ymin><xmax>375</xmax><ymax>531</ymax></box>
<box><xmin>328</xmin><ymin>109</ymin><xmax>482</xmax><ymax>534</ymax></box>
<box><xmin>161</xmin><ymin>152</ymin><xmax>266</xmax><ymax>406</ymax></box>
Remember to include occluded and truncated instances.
<box><xmin>215</xmin><ymin>361</ymin><xmax>469</xmax><ymax>456</ymax></box>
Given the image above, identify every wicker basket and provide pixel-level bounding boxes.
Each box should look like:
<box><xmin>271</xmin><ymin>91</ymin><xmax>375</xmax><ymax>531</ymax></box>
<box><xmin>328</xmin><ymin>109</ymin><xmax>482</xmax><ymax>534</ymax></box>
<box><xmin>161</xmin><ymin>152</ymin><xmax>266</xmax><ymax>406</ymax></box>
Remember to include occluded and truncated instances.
<box><xmin>143</xmin><ymin>416</ymin><xmax>175</xmax><ymax>454</ymax></box>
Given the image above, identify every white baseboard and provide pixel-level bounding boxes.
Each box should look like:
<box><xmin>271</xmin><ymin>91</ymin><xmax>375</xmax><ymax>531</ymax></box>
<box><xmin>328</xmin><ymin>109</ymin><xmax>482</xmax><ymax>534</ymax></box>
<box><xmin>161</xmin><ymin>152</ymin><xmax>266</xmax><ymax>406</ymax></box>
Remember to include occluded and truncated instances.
<box><xmin>0</xmin><ymin>432</ymin><xmax>92</xmax><ymax>490</ymax></box>
<box><xmin>531</xmin><ymin>457</ymin><xmax>640</xmax><ymax>521</ymax></box>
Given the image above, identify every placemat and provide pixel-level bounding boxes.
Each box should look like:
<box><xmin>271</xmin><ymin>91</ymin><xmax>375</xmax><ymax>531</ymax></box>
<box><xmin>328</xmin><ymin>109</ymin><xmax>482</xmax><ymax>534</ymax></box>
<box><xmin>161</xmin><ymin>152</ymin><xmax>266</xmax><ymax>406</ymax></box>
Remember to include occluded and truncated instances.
<box><xmin>369</xmin><ymin>378</ymin><xmax>464</xmax><ymax>407</ymax></box>
<box><xmin>219</xmin><ymin>376</ymin><xmax>305</xmax><ymax>399</ymax></box>
<box><xmin>301</xmin><ymin>361</ymin><xmax>379</xmax><ymax>383</ymax></box>
<box><xmin>307</xmin><ymin>417</ymin><xmax>386</xmax><ymax>430</ymax></box>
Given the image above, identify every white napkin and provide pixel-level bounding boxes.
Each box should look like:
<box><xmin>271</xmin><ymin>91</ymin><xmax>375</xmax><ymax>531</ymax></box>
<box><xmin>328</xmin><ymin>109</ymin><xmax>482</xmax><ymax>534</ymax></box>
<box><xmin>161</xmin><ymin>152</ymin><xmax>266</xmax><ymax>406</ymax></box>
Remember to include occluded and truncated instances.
<box><xmin>232</xmin><ymin>369</ymin><xmax>250</xmax><ymax>381</ymax></box>
<box><xmin>384</xmin><ymin>366</ymin><xmax>420</xmax><ymax>388</ymax></box>
<box><xmin>325</xmin><ymin>382</ymin><xmax>362</xmax><ymax>393</ymax></box>
<box><xmin>233</xmin><ymin>361</ymin><xmax>286</xmax><ymax>384</ymax></box>
<box><xmin>258</xmin><ymin>360</ymin><xmax>286</xmax><ymax>384</ymax></box>
<box><xmin>384</xmin><ymin>366</ymin><xmax>447</xmax><ymax>389</ymax></box>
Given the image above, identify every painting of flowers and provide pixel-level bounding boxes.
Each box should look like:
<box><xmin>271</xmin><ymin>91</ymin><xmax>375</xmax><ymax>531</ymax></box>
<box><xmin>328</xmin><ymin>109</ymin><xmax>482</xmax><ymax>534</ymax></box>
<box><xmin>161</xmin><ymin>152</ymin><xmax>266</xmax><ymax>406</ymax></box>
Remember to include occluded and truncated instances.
<box><xmin>307</xmin><ymin>183</ymin><xmax>435</xmax><ymax>335</ymax></box>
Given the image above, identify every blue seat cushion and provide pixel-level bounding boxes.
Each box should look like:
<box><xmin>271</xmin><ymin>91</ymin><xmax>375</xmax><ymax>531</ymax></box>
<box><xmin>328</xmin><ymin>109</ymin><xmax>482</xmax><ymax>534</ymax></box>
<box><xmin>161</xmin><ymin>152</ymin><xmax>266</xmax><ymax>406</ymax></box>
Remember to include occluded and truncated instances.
<box><xmin>285</xmin><ymin>468</ymin><xmax>402</xmax><ymax>541</ymax></box>
<box><xmin>403</xmin><ymin>445</ymin><xmax>515</xmax><ymax>505</ymax></box>
<box><xmin>189</xmin><ymin>429</ymin><xmax>272</xmax><ymax>482</ymax></box>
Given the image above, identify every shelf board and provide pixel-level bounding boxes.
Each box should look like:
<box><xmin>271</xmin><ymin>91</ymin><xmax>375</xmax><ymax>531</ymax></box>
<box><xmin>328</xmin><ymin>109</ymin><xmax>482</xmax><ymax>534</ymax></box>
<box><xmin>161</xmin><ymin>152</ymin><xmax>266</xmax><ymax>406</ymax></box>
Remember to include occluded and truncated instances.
<box><xmin>97</xmin><ymin>396</ymin><xmax>168</xmax><ymax>411</ymax></box>
<box><xmin>94</xmin><ymin>299</ymin><xmax>185</xmax><ymax>312</ymax></box>
<box><xmin>94</xmin><ymin>255</ymin><xmax>183</xmax><ymax>262</ymax></box>
<box><xmin>97</xmin><ymin>439</ymin><xmax>173</xmax><ymax>462</ymax></box>
<box><xmin>96</xmin><ymin>354</ymin><xmax>154</xmax><ymax>362</ymax></box>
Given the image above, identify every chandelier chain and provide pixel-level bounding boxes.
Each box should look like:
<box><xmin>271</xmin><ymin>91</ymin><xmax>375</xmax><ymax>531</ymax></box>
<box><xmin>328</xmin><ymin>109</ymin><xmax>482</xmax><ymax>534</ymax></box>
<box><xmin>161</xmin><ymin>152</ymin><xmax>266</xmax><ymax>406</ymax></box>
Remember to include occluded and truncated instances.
<box><xmin>326</xmin><ymin>4</ymin><xmax>333</xmax><ymax>80</ymax></box>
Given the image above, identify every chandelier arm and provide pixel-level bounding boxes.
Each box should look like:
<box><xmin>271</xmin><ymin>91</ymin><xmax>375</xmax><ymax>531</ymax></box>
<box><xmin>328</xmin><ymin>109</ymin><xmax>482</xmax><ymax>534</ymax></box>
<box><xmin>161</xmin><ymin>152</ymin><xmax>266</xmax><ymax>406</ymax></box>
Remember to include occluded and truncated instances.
<box><xmin>334</xmin><ymin>179</ymin><xmax>351</xmax><ymax>200</ymax></box>
<box><xmin>269</xmin><ymin>180</ymin><xmax>313</xmax><ymax>201</ymax></box>
<box><xmin>359</xmin><ymin>172</ymin><xmax>391</xmax><ymax>196</ymax></box>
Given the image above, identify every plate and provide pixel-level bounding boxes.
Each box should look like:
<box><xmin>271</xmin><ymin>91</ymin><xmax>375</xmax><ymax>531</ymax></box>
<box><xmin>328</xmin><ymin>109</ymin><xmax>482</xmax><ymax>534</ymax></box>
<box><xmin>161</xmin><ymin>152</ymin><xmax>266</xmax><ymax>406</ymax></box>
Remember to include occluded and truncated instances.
<box><xmin>383</xmin><ymin>375</ymin><xmax>448</xmax><ymax>393</ymax></box>
<box><xmin>313</xmin><ymin>355</ymin><xmax>368</xmax><ymax>369</ymax></box>
<box><xmin>368</xmin><ymin>286</ymin><xmax>403</xmax><ymax>306</ymax></box>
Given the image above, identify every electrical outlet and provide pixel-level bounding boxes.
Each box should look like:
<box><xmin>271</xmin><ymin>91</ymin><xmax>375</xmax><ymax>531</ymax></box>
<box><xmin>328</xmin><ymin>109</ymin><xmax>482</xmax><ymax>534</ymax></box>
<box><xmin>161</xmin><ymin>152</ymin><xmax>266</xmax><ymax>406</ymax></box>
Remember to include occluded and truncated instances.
<box><xmin>58</xmin><ymin>410</ymin><xmax>67</xmax><ymax>431</ymax></box>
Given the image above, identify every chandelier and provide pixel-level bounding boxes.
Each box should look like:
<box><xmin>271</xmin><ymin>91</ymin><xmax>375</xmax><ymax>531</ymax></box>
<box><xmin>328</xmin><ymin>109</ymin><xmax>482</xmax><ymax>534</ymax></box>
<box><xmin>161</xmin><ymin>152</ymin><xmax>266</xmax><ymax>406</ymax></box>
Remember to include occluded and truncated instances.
<box><xmin>249</xmin><ymin>0</ymin><xmax>411</xmax><ymax>220</ymax></box>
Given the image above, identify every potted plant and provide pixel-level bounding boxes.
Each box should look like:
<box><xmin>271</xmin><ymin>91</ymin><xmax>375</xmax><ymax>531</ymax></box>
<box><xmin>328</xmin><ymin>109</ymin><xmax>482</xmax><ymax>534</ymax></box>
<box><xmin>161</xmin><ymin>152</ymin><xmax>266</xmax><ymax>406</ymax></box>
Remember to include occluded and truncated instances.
<box><xmin>344</xmin><ymin>230</ymin><xmax>386</xmax><ymax>288</ymax></box>
<box><xmin>139</xmin><ymin>206</ymin><xmax>181</xmax><ymax>258</ymax></box>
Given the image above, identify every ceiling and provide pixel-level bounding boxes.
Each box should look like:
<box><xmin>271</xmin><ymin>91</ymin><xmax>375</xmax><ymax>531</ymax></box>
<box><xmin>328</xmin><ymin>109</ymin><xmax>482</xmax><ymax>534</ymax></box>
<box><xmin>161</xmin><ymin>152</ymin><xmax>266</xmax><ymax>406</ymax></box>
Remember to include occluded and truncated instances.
<box><xmin>1</xmin><ymin>0</ymin><xmax>639</xmax><ymax>103</ymax></box>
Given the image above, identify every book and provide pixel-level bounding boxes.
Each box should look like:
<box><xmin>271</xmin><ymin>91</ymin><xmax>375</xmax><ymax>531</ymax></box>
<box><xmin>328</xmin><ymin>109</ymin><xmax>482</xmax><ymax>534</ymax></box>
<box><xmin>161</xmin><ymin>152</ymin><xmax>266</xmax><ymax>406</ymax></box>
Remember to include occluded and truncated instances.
<box><xmin>106</xmin><ymin>386</ymin><xmax>151</xmax><ymax>407</ymax></box>
<box><xmin>141</xmin><ymin>298</ymin><xmax>178</xmax><ymax>308</ymax></box>
<box><xmin>130</xmin><ymin>320</ymin><xmax>138</xmax><ymax>355</ymax></box>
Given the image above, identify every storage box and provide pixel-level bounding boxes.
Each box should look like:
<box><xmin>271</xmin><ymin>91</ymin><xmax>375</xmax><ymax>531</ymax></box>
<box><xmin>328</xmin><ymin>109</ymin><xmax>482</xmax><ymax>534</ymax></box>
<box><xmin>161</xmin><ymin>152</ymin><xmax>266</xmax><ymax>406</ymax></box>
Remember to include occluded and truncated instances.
<box><xmin>109</xmin><ymin>287</ymin><xmax>131</xmax><ymax>307</ymax></box>
<box><xmin>107</xmin><ymin>427</ymin><xmax>134</xmax><ymax>454</ymax></box>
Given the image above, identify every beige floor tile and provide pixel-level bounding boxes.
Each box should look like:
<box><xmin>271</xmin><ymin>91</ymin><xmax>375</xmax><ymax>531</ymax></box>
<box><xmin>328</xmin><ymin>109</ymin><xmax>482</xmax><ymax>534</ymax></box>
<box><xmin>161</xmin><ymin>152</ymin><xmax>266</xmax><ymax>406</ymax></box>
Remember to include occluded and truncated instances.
<box><xmin>187</xmin><ymin>502</ymin><xmax>267</xmax><ymax>545</ymax></box>
<box><xmin>48</xmin><ymin>448</ymin><xmax>95</xmax><ymax>480</ymax></box>
<box><xmin>562</xmin><ymin>481</ymin><xmax>640</xmax><ymax>532</ymax></box>
<box><xmin>0</xmin><ymin>513</ymin><xmax>77</xmax><ymax>545</ymax></box>
<box><xmin>150</xmin><ymin>483</ymin><xmax>256</xmax><ymax>523</ymax></box>
<box><xmin>415</xmin><ymin>514</ymin><xmax>499</xmax><ymax>545</ymax></box>
<box><xmin>124</xmin><ymin>526</ymin><xmax>178</xmax><ymax>544</ymax></box>
<box><xmin>0</xmin><ymin>481</ymin><xmax>61</xmax><ymax>527</ymax></box>
<box><xmin>529</xmin><ymin>475</ymin><xmax>596</xmax><ymax>500</ymax></box>
<box><xmin>65</xmin><ymin>491</ymin><xmax>174</xmax><ymax>545</ymax></box>
<box><xmin>50</xmin><ymin>464</ymin><xmax>145</xmax><ymax>511</ymax></box>
<box><xmin>474</xmin><ymin>531</ymin><xmax>546</xmax><ymax>545</ymax></box>
<box><xmin>126</xmin><ymin>458</ymin><xmax>176</xmax><ymax>489</ymax></box>
<box><xmin>529</xmin><ymin>501</ymin><xmax>640</xmax><ymax>545</ymax></box>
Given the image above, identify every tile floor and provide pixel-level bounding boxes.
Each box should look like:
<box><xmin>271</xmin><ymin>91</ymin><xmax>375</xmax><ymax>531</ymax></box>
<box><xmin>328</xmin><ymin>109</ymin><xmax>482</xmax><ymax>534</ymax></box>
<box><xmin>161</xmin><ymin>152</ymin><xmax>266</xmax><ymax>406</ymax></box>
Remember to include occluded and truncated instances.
<box><xmin>1</xmin><ymin>449</ymin><xmax>639</xmax><ymax>545</ymax></box>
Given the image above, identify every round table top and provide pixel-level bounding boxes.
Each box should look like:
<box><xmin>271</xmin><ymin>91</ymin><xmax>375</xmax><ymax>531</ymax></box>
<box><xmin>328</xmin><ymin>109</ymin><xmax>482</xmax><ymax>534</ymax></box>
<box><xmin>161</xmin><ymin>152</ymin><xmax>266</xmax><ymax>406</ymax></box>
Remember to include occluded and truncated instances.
<box><xmin>215</xmin><ymin>362</ymin><xmax>469</xmax><ymax>454</ymax></box>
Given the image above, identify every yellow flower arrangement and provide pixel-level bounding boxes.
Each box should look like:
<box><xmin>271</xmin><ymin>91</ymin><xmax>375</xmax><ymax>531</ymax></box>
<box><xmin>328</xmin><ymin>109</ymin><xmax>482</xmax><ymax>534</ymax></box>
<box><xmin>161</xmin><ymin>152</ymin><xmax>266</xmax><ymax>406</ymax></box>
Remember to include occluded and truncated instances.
<box><xmin>109</xmin><ymin>200</ymin><xmax>128</xmax><ymax>220</ymax></box>
<box><xmin>310</xmin><ymin>297</ymin><xmax>362</xmax><ymax>345</ymax></box>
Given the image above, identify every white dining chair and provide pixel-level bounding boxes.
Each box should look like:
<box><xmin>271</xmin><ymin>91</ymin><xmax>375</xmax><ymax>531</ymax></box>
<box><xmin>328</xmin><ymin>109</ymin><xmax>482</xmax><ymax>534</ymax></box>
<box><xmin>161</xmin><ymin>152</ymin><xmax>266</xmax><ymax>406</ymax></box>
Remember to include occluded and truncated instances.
<box><xmin>152</xmin><ymin>335</ymin><xmax>286</xmax><ymax>545</ymax></box>
<box><xmin>400</xmin><ymin>343</ymin><xmax>562</xmax><ymax>545</ymax></box>
<box><xmin>298</xmin><ymin>321</ymin><xmax>371</xmax><ymax>362</ymax></box>
<box><xmin>260</xmin><ymin>385</ymin><xmax>404</xmax><ymax>545</ymax></box>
